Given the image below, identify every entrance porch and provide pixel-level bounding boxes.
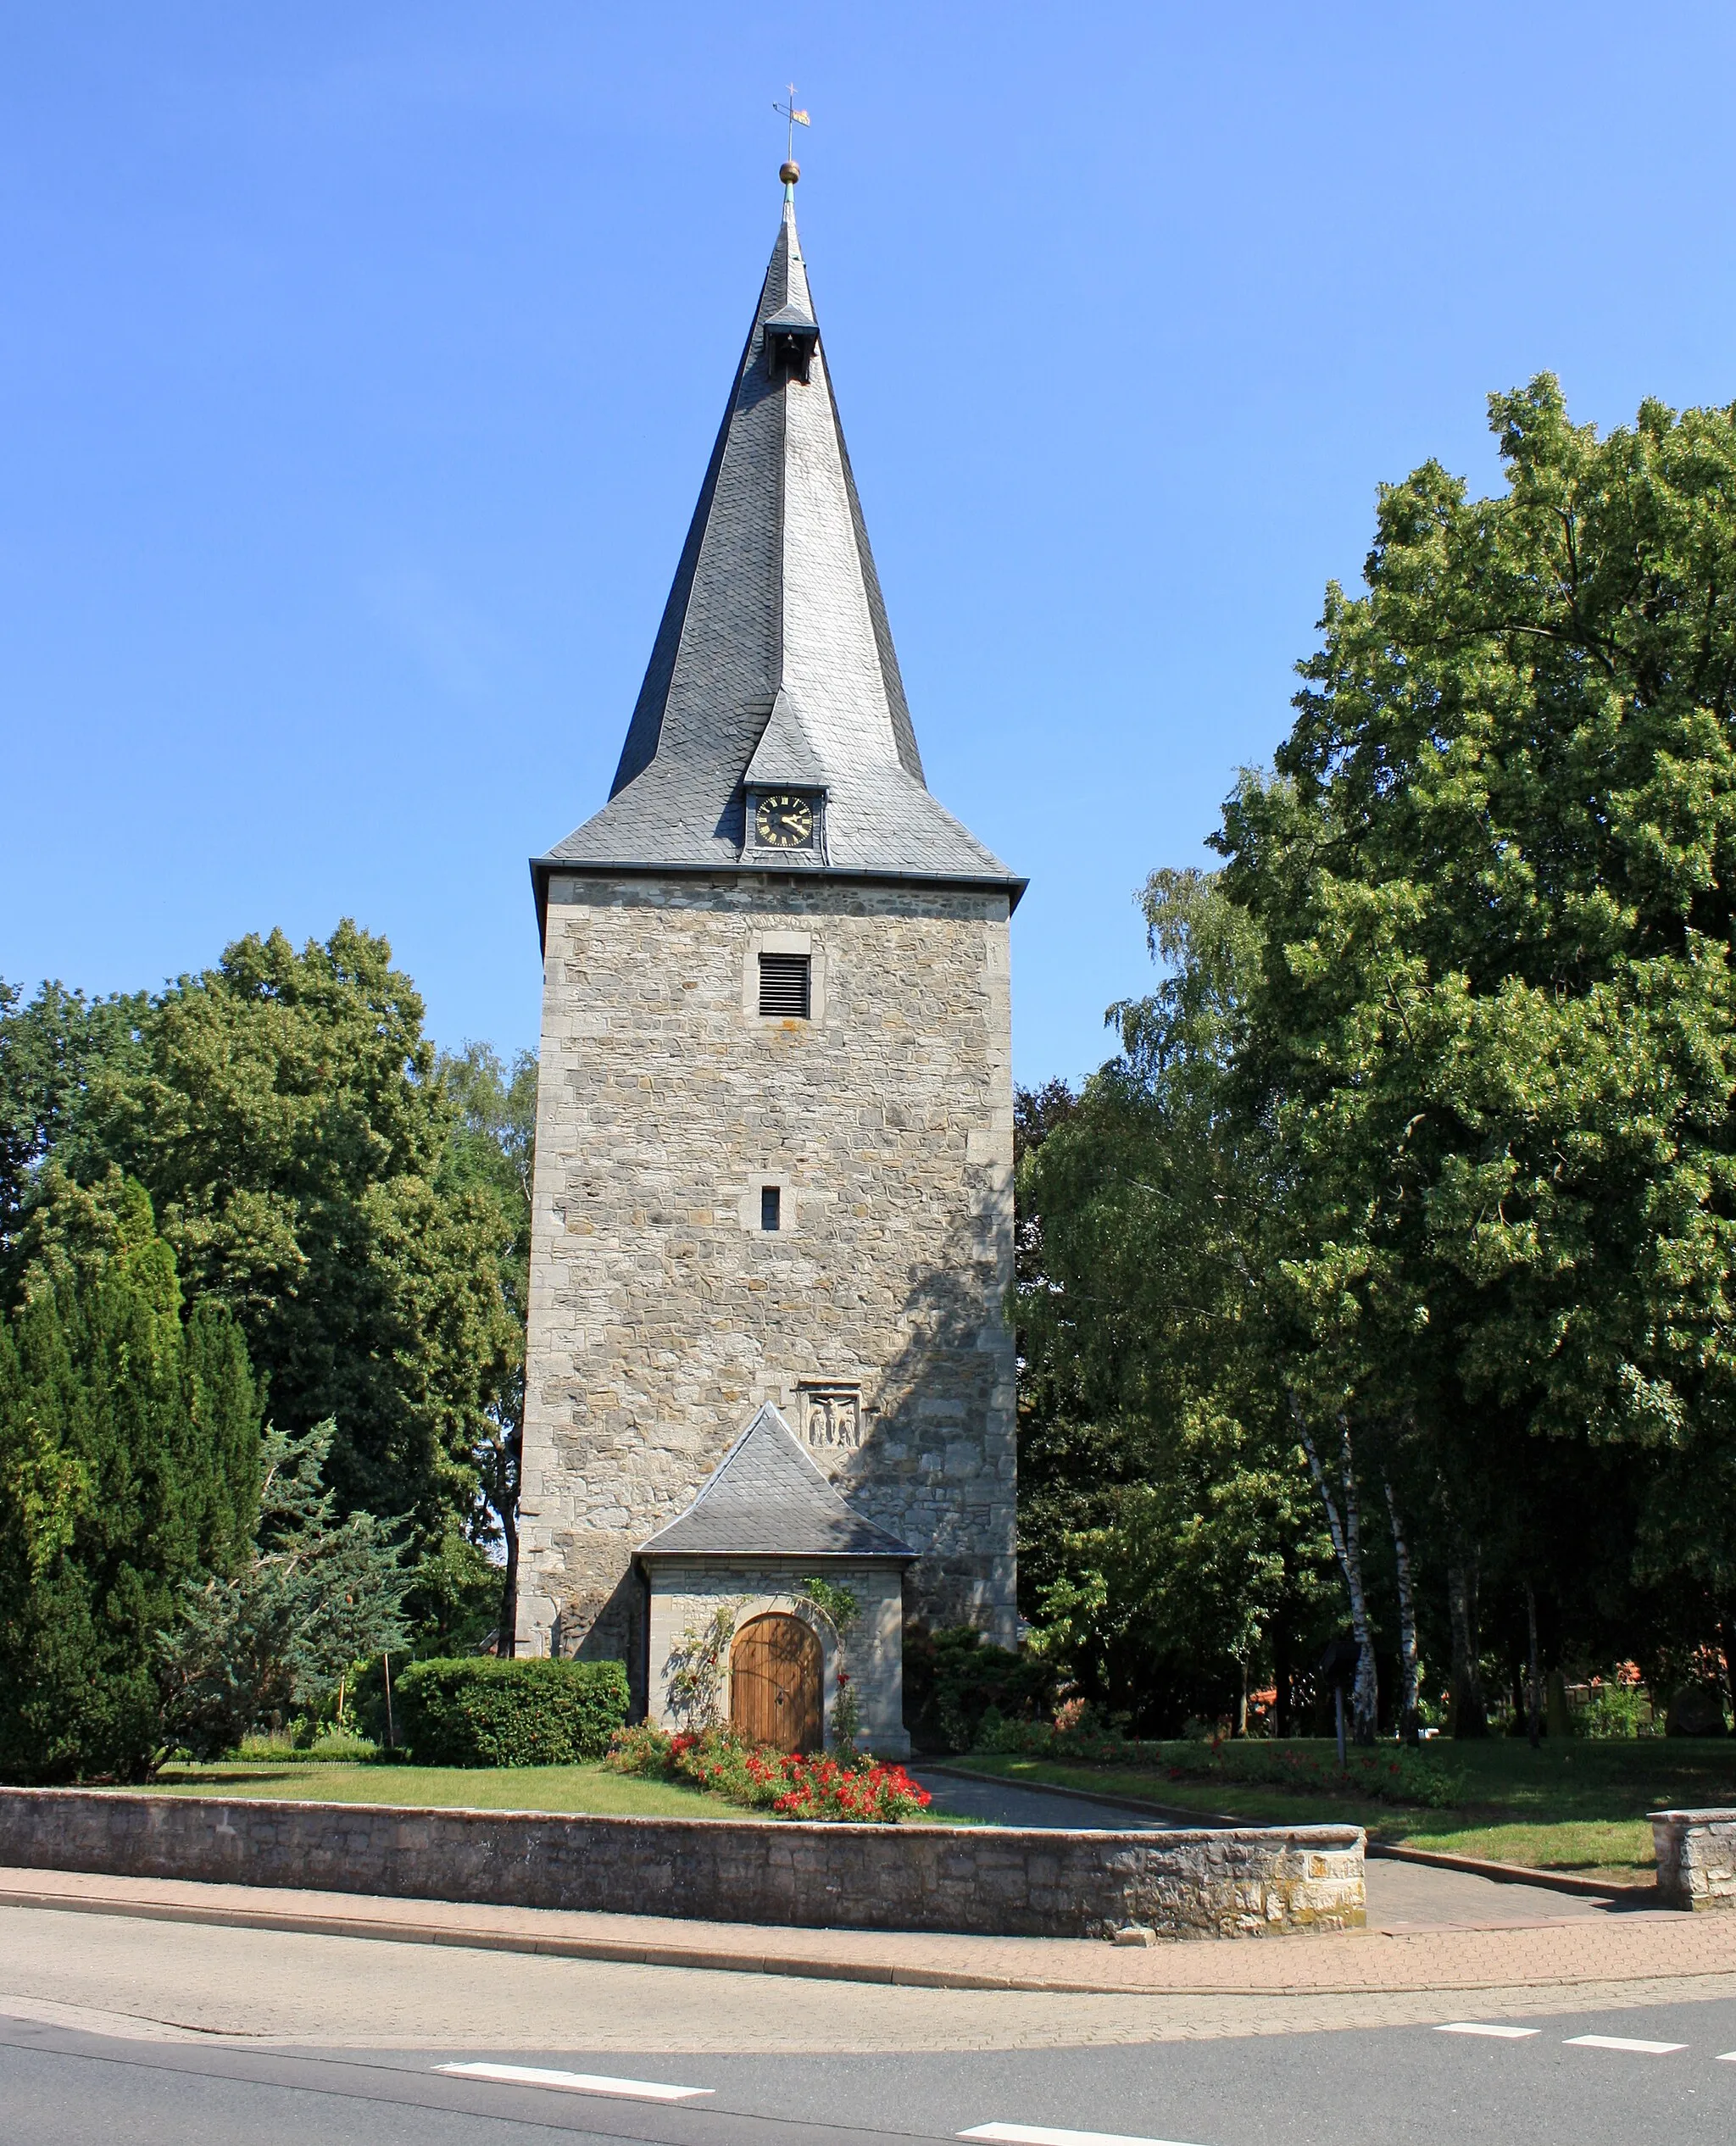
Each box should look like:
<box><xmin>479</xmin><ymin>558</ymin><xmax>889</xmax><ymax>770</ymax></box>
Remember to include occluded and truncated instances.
<box><xmin>635</xmin><ymin>1404</ymin><xmax>915</xmax><ymax>1758</ymax></box>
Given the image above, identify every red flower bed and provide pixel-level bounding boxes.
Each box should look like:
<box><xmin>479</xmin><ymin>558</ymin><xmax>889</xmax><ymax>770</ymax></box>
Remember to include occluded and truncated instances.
<box><xmin>607</xmin><ymin>1724</ymin><xmax>931</xmax><ymax>1823</ymax></box>
<box><xmin>760</xmin><ymin>1748</ymin><xmax>931</xmax><ymax>1821</ymax></box>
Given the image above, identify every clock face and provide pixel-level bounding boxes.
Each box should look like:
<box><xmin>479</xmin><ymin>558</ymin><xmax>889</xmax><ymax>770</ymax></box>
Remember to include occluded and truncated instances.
<box><xmin>754</xmin><ymin>792</ymin><xmax>815</xmax><ymax>848</ymax></box>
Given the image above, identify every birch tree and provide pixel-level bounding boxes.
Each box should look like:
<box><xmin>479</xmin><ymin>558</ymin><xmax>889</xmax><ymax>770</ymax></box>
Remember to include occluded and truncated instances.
<box><xmin>1290</xmin><ymin>1403</ymin><xmax>1378</xmax><ymax>1743</ymax></box>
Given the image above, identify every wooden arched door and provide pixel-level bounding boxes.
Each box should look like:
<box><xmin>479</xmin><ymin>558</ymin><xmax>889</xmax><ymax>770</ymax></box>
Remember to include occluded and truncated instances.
<box><xmin>730</xmin><ymin>1614</ymin><xmax>823</xmax><ymax>1753</ymax></box>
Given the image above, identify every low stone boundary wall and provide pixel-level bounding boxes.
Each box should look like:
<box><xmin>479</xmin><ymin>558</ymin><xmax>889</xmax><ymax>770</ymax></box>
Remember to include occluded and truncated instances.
<box><xmin>1652</xmin><ymin>1807</ymin><xmax>1736</xmax><ymax>1912</ymax></box>
<box><xmin>0</xmin><ymin>1789</ymin><xmax>1363</xmax><ymax>1941</ymax></box>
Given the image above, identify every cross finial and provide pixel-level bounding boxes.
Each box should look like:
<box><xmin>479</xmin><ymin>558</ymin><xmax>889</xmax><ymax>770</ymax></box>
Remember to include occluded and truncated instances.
<box><xmin>773</xmin><ymin>83</ymin><xmax>809</xmax><ymax>186</ymax></box>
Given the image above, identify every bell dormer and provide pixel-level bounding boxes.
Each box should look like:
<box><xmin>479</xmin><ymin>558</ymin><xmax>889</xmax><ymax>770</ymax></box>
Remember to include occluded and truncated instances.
<box><xmin>764</xmin><ymin>301</ymin><xmax>819</xmax><ymax>384</ymax></box>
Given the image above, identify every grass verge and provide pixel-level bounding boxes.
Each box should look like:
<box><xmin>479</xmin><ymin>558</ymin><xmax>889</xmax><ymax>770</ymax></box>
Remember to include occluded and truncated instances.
<box><xmin>953</xmin><ymin>1737</ymin><xmax>1736</xmax><ymax>1886</ymax></box>
<box><xmin>131</xmin><ymin>1758</ymin><xmax>970</xmax><ymax>1825</ymax></box>
<box><xmin>142</xmin><ymin>1760</ymin><xmax>737</xmax><ymax>1819</ymax></box>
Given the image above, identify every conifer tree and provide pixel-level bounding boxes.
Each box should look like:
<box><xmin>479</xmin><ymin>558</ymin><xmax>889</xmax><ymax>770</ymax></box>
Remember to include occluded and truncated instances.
<box><xmin>159</xmin><ymin>1415</ymin><xmax>410</xmax><ymax>1760</ymax></box>
<box><xmin>0</xmin><ymin>1176</ymin><xmax>260</xmax><ymax>1781</ymax></box>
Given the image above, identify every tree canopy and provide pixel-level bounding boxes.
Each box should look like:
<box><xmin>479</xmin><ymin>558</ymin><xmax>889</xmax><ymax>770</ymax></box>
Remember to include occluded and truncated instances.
<box><xmin>0</xmin><ymin>921</ymin><xmax>534</xmax><ymax>1781</ymax></box>
<box><xmin>1019</xmin><ymin>379</ymin><xmax>1736</xmax><ymax>1737</ymax></box>
<box><xmin>3</xmin><ymin>924</ymin><xmax>525</xmax><ymax>1551</ymax></box>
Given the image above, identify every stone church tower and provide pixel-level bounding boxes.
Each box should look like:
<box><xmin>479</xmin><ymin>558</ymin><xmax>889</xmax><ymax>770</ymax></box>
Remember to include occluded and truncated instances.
<box><xmin>516</xmin><ymin>170</ymin><xmax>1024</xmax><ymax>1748</ymax></box>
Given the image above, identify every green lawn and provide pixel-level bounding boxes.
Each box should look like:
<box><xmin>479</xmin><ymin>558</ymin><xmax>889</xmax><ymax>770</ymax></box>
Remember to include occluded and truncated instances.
<box><xmin>954</xmin><ymin>1738</ymin><xmax>1736</xmax><ymax>1885</ymax></box>
<box><xmin>142</xmin><ymin>1760</ymin><xmax>740</xmax><ymax>1820</ymax></box>
<box><xmin>137</xmin><ymin>1759</ymin><xmax>977</xmax><ymax>1825</ymax></box>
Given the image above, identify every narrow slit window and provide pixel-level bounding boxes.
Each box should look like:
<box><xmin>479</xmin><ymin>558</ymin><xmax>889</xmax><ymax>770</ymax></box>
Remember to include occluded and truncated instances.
<box><xmin>760</xmin><ymin>1184</ymin><xmax>782</xmax><ymax>1232</ymax></box>
<box><xmin>758</xmin><ymin>951</ymin><xmax>811</xmax><ymax>1018</ymax></box>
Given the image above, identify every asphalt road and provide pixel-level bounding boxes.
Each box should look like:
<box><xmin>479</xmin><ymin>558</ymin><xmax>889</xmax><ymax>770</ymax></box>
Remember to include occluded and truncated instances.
<box><xmin>0</xmin><ymin>1825</ymin><xmax>1719</xmax><ymax>2146</ymax></box>
<box><xmin>5</xmin><ymin>1992</ymin><xmax>1736</xmax><ymax>2146</ymax></box>
<box><xmin>910</xmin><ymin>1771</ymin><xmax>1179</xmax><ymax>1830</ymax></box>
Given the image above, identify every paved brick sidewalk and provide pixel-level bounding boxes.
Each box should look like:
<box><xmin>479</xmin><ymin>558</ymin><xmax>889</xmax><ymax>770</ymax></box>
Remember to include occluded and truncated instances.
<box><xmin>2</xmin><ymin>1864</ymin><xmax>1729</xmax><ymax>1998</ymax></box>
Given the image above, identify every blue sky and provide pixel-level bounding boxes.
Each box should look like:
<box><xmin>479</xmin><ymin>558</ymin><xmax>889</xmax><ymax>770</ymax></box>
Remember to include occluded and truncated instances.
<box><xmin>5</xmin><ymin>4</ymin><xmax>1735</xmax><ymax>1086</ymax></box>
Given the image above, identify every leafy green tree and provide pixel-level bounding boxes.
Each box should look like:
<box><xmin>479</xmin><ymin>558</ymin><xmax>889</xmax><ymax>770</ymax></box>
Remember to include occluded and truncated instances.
<box><xmin>1016</xmin><ymin>871</ymin><xmax>1335</xmax><ymax>1730</ymax></box>
<box><xmin>82</xmin><ymin>924</ymin><xmax>520</xmax><ymax>1545</ymax></box>
<box><xmin>434</xmin><ymin>1041</ymin><xmax>536</xmax><ymax>1652</ymax></box>
<box><xmin>1216</xmin><ymin>376</ymin><xmax>1736</xmax><ymax>1714</ymax></box>
<box><xmin>3</xmin><ymin>934</ymin><xmax>532</xmax><ymax>1649</ymax></box>
<box><xmin>1013</xmin><ymin>379</ymin><xmax>1736</xmax><ymax>1737</ymax></box>
<box><xmin>0</xmin><ymin>980</ymin><xmax>145</xmax><ymax>1281</ymax></box>
<box><xmin>0</xmin><ymin>1175</ymin><xmax>260</xmax><ymax>1781</ymax></box>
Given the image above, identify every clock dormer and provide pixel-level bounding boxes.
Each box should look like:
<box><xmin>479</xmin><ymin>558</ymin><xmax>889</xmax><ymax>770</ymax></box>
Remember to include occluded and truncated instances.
<box><xmin>746</xmin><ymin>785</ymin><xmax>823</xmax><ymax>856</ymax></box>
<box><xmin>741</xmin><ymin>688</ymin><xmax>827</xmax><ymax>859</ymax></box>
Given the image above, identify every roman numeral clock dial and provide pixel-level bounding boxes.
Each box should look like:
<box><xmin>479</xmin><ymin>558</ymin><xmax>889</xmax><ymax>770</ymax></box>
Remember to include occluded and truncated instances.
<box><xmin>754</xmin><ymin>792</ymin><xmax>815</xmax><ymax>848</ymax></box>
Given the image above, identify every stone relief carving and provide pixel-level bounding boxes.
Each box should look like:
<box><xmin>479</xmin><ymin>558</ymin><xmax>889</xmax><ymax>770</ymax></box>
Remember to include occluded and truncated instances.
<box><xmin>799</xmin><ymin>1384</ymin><xmax>861</xmax><ymax>1450</ymax></box>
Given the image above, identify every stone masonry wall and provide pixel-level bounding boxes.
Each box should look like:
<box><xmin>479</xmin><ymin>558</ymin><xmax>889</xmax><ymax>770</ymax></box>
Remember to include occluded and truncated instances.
<box><xmin>0</xmin><ymin>1789</ymin><xmax>1366</xmax><ymax>1942</ymax></box>
<box><xmin>1652</xmin><ymin>1807</ymin><xmax>1736</xmax><ymax>1910</ymax></box>
<box><xmin>517</xmin><ymin>873</ymin><xmax>1017</xmax><ymax>1673</ymax></box>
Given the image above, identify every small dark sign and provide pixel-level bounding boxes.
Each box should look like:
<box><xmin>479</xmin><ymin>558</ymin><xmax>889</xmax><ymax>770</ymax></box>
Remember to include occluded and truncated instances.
<box><xmin>1318</xmin><ymin>1637</ymin><xmax>1361</xmax><ymax>1688</ymax></box>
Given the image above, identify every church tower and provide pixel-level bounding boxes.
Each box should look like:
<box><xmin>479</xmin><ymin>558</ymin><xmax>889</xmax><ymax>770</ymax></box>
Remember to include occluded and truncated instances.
<box><xmin>516</xmin><ymin>168</ymin><xmax>1023</xmax><ymax>1750</ymax></box>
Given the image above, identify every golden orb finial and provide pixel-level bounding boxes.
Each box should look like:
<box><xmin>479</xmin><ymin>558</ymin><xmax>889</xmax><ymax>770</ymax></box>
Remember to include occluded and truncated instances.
<box><xmin>774</xmin><ymin>86</ymin><xmax>809</xmax><ymax>187</ymax></box>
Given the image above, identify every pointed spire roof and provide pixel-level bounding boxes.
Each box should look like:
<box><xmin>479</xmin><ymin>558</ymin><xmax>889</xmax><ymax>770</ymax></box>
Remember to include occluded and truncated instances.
<box><xmin>637</xmin><ymin>1404</ymin><xmax>915</xmax><ymax>1560</ymax></box>
<box><xmin>535</xmin><ymin>181</ymin><xmax>1023</xmax><ymax>918</ymax></box>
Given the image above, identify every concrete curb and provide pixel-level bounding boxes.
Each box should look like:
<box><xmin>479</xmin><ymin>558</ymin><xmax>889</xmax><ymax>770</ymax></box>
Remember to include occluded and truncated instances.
<box><xmin>926</xmin><ymin>1762</ymin><xmax>1655</xmax><ymax>1904</ymax></box>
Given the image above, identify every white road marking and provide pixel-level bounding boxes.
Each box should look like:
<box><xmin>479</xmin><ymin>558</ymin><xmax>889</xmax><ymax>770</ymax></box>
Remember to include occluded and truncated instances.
<box><xmin>1436</xmin><ymin>2022</ymin><xmax>1540</xmax><ymax>2039</ymax></box>
<box><xmin>1719</xmin><ymin>2051</ymin><xmax>1736</xmax><ymax>2063</ymax></box>
<box><xmin>436</xmin><ymin>2064</ymin><xmax>713</xmax><ymax>2100</ymax></box>
<box><xmin>1563</xmin><ymin>2036</ymin><xmax>1686</xmax><ymax>2055</ymax></box>
<box><xmin>960</xmin><ymin>2127</ymin><xmax>1206</xmax><ymax>2146</ymax></box>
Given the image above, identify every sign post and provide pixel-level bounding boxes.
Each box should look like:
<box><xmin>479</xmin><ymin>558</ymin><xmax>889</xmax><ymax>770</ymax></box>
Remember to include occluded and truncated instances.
<box><xmin>1318</xmin><ymin>1637</ymin><xmax>1360</xmax><ymax>1771</ymax></box>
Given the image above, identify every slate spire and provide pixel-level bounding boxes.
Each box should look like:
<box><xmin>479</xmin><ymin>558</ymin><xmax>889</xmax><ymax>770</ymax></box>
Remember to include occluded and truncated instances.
<box><xmin>536</xmin><ymin>177</ymin><xmax>1021</xmax><ymax>909</ymax></box>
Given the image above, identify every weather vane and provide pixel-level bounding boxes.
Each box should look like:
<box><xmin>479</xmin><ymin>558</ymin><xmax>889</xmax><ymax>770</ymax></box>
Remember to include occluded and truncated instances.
<box><xmin>773</xmin><ymin>83</ymin><xmax>810</xmax><ymax>178</ymax></box>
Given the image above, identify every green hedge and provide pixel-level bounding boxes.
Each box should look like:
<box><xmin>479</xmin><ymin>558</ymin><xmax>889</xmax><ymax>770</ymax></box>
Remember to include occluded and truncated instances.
<box><xmin>393</xmin><ymin>1657</ymin><xmax>631</xmax><ymax>1767</ymax></box>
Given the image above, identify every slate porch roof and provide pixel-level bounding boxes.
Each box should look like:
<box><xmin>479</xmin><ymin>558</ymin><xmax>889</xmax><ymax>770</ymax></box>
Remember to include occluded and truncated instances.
<box><xmin>533</xmin><ymin>179</ymin><xmax>1024</xmax><ymax>931</ymax></box>
<box><xmin>636</xmin><ymin>1404</ymin><xmax>915</xmax><ymax>1562</ymax></box>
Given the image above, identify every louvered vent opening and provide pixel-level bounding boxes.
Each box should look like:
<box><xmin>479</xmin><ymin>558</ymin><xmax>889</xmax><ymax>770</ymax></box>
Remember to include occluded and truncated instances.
<box><xmin>759</xmin><ymin>952</ymin><xmax>811</xmax><ymax>1019</ymax></box>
